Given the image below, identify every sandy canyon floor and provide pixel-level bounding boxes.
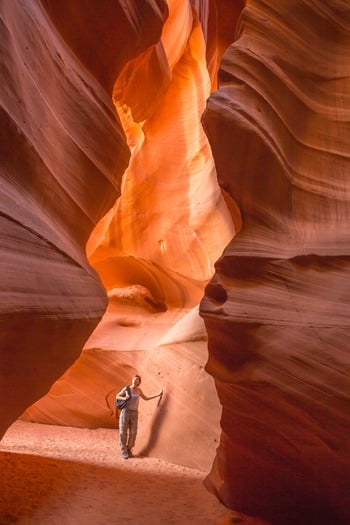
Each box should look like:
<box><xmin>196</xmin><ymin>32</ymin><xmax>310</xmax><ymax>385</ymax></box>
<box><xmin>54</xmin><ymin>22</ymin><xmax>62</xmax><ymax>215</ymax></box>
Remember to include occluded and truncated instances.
<box><xmin>0</xmin><ymin>421</ymin><xmax>269</xmax><ymax>525</ymax></box>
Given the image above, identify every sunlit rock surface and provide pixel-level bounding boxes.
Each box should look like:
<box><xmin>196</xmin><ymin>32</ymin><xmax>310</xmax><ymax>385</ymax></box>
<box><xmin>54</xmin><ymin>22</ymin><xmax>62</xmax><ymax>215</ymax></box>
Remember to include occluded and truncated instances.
<box><xmin>24</xmin><ymin>302</ymin><xmax>222</xmax><ymax>470</ymax></box>
<box><xmin>2</xmin><ymin>0</ymin><xmax>348</xmax><ymax>523</ymax></box>
<box><xmin>200</xmin><ymin>1</ymin><xmax>350</xmax><ymax>524</ymax></box>
<box><xmin>20</xmin><ymin>0</ymin><xmax>236</xmax><ymax>472</ymax></box>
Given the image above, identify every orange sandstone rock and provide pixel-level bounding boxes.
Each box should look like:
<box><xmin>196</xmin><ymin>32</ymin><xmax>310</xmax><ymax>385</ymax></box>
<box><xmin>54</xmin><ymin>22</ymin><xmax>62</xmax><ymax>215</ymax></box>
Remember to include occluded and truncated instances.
<box><xmin>20</xmin><ymin>0</ymin><xmax>235</xmax><ymax>472</ymax></box>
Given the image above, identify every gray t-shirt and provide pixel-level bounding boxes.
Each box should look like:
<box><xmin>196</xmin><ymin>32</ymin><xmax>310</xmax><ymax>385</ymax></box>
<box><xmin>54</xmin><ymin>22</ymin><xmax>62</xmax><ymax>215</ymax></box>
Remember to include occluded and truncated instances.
<box><xmin>127</xmin><ymin>389</ymin><xmax>140</xmax><ymax>411</ymax></box>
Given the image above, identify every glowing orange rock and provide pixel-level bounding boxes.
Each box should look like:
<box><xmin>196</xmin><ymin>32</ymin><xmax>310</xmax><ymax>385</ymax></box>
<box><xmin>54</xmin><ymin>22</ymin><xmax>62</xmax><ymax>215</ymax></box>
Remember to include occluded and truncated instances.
<box><xmin>21</xmin><ymin>0</ymin><xmax>235</xmax><ymax>472</ymax></box>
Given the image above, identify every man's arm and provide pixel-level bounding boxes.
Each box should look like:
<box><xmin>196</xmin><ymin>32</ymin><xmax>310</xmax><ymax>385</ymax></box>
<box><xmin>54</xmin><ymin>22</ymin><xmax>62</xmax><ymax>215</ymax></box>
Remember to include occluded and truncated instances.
<box><xmin>140</xmin><ymin>388</ymin><xmax>163</xmax><ymax>401</ymax></box>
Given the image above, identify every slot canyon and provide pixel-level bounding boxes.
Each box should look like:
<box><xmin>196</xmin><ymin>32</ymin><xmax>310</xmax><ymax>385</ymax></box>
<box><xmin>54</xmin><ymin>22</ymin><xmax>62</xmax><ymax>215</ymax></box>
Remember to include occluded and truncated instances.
<box><xmin>0</xmin><ymin>1</ymin><xmax>349</xmax><ymax>524</ymax></box>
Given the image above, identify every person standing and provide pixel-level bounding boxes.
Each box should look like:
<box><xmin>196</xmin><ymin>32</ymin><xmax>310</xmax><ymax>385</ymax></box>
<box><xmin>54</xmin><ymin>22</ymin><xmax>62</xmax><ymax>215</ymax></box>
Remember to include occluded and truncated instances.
<box><xmin>116</xmin><ymin>374</ymin><xmax>163</xmax><ymax>459</ymax></box>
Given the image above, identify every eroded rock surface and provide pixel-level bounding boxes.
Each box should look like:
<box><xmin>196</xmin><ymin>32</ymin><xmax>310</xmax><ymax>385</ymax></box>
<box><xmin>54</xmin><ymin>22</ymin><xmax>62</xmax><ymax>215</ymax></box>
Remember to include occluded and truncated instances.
<box><xmin>2</xmin><ymin>0</ymin><xmax>349</xmax><ymax>523</ymax></box>
<box><xmin>1</xmin><ymin>0</ymin><xmax>237</xmax><ymax>472</ymax></box>
<box><xmin>200</xmin><ymin>1</ymin><xmax>350</xmax><ymax>523</ymax></box>
<box><xmin>19</xmin><ymin>0</ymin><xmax>236</xmax><ymax>472</ymax></box>
<box><xmin>0</xmin><ymin>0</ymin><xmax>164</xmax><ymax>437</ymax></box>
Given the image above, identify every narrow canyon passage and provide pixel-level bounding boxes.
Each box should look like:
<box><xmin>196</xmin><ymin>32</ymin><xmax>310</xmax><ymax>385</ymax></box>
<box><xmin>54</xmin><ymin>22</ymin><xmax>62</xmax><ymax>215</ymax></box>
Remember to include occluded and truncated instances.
<box><xmin>1</xmin><ymin>1</ymin><xmax>349</xmax><ymax>525</ymax></box>
<box><xmin>20</xmin><ymin>0</ymin><xmax>238</xmax><ymax>474</ymax></box>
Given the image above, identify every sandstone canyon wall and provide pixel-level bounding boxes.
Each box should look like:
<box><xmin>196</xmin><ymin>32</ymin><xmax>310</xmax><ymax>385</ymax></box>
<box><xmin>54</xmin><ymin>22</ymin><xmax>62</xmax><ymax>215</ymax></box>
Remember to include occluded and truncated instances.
<box><xmin>0</xmin><ymin>0</ymin><xmax>168</xmax><ymax>436</ymax></box>
<box><xmin>1</xmin><ymin>1</ymin><xmax>349</xmax><ymax>524</ymax></box>
<box><xmin>1</xmin><ymin>0</ymin><xmax>238</xmax><ymax>473</ymax></box>
<box><xmin>200</xmin><ymin>1</ymin><xmax>350</xmax><ymax>524</ymax></box>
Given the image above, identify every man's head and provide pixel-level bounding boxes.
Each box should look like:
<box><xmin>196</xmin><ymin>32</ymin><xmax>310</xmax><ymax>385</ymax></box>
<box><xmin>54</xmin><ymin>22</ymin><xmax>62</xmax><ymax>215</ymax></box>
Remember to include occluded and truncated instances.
<box><xmin>132</xmin><ymin>375</ymin><xmax>141</xmax><ymax>386</ymax></box>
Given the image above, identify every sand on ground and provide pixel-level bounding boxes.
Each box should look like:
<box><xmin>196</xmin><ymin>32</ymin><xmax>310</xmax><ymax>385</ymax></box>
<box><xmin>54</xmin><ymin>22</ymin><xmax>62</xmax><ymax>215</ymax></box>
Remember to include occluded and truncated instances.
<box><xmin>0</xmin><ymin>420</ymin><xmax>266</xmax><ymax>525</ymax></box>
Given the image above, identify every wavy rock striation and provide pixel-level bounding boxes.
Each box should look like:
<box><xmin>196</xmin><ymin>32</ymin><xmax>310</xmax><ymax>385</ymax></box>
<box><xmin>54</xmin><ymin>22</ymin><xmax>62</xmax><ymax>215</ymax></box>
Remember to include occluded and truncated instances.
<box><xmin>19</xmin><ymin>0</ymin><xmax>236</xmax><ymax>471</ymax></box>
<box><xmin>200</xmin><ymin>1</ymin><xmax>350</xmax><ymax>524</ymax></box>
<box><xmin>3</xmin><ymin>0</ymin><xmax>348</xmax><ymax>521</ymax></box>
<box><xmin>0</xmin><ymin>0</ymin><xmax>164</xmax><ymax>438</ymax></box>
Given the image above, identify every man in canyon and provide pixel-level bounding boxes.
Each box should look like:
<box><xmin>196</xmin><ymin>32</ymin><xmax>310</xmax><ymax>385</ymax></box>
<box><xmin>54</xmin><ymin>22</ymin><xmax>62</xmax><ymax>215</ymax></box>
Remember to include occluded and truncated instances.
<box><xmin>116</xmin><ymin>375</ymin><xmax>163</xmax><ymax>459</ymax></box>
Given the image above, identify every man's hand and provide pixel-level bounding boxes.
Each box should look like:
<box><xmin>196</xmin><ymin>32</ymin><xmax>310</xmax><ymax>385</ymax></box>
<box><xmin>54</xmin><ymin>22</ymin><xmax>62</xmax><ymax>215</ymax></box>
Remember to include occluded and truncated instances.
<box><xmin>157</xmin><ymin>389</ymin><xmax>163</xmax><ymax>406</ymax></box>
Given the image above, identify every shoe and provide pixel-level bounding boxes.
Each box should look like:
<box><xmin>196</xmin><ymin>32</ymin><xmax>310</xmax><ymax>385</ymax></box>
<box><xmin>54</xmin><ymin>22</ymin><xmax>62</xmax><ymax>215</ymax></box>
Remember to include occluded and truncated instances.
<box><xmin>122</xmin><ymin>452</ymin><xmax>129</xmax><ymax>460</ymax></box>
<box><xmin>127</xmin><ymin>449</ymin><xmax>134</xmax><ymax>458</ymax></box>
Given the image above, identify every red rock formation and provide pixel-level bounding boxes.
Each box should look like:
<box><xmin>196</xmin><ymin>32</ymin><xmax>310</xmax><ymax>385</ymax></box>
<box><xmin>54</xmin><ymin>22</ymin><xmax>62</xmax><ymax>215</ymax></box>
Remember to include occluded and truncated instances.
<box><xmin>0</xmin><ymin>0</ymin><xmax>165</xmax><ymax>438</ymax></box>
<box><xmin>41</xmin><ymin>0</ymin><xmax>168</xmax><ymax>93</ymax></box>
<box><xmin>20</xmin><ymin>0</ymin><xmax>237</xmax><ymax>472</ymax></box>
<box><xmin>200</xmin><ymin>1</ymin><xmax>350</xmax><ymax>524</ymax></box>
<box><xmin>3</xmin><ymin>0</ymin><xmax>348</xmax><ymax>522</ymax></box>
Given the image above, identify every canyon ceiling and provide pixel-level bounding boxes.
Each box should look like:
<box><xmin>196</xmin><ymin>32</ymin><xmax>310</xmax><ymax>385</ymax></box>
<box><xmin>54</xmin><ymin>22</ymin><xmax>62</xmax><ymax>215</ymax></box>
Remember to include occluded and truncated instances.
<box><xmin>1</xmin><ymin>1</ymin><xmax>349</xmax><ymax>525</ymax></box>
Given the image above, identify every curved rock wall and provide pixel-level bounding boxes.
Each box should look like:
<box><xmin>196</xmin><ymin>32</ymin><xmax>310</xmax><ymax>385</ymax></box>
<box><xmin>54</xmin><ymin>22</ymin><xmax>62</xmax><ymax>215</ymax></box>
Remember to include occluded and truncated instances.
<box><xmin>0</xmin><ymin>0</ymin><xmax>162</xmax><ymax>437</ymax></box>
<box><xmin>200</xmin><ymin>1</ymin><xmax>350</xmax><ymax>523</ymax></box>
<box><xmin>2</xmin><ymin>0</ymin><xmax>348</xmax><ymax>521</ymax></box>
<box><xmin>90</xmin><ymin>1</ymin><xmax>235</xmax><ymax>305</ymax></box>
<box><xmin>19</xmin><ymin>0</ymin><xmax>237</xmax><ymax>472</ymax></box>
